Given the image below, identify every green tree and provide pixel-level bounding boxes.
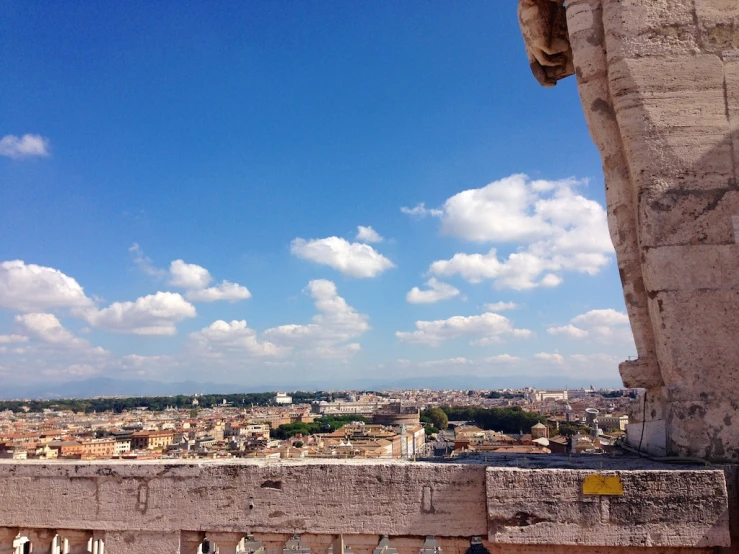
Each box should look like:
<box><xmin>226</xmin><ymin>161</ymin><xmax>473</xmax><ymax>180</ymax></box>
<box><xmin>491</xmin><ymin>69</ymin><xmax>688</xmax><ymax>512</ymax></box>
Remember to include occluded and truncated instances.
<box><xmin>427</xmin><ymin>407</ymin><xmax>448</xmax><ymax>430</ymax></box>
<box><xmin>558</xmin><ymin>424</ymin><xmax>588</xmax><ymax>437</ymax></box>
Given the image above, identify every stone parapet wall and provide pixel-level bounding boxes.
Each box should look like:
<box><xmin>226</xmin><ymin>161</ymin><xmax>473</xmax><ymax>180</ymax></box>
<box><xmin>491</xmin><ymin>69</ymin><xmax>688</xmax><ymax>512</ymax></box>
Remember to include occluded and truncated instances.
<box><xmin>0</xmin><ymin>460</ymin><xmax>731</xmax><ymax>553</ymax></box>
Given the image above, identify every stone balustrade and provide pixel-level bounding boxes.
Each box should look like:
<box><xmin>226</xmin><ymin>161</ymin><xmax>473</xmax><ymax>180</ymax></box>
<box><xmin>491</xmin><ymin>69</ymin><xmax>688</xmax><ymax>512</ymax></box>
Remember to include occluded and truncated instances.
<box><xmin>0</xmin><ymin>459</ymin><xmax>735</xmax><ymax>553</ymax></box>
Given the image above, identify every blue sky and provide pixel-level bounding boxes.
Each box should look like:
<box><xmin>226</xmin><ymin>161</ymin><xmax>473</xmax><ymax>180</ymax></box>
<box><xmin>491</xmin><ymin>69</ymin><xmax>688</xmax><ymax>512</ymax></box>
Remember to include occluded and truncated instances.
<box><xmin>0</xmin><ymin>2</ymin><xmax>634</xmax><ymax>390</ymax></box>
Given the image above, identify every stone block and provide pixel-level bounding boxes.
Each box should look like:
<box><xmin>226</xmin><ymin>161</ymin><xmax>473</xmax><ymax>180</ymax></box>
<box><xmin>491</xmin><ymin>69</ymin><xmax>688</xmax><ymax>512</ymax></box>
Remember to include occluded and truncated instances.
<box><xmin>695</xmin><ymin>0</ymin><xmax>739</xmax><ymax>53</ymax></box>
<box><xmin>626</xmin><ymin>420</ymin><xmax>667</xmax><ymax>457</ymax></box>
<box><xmin>642</xmin><ymin>244</ymin><xmax>739</xmax><ymax>291</ymax></box>
<box><xmin>602</xmin><ymin>0</ymin><xmax>700</xmax><ymax>60</ymax></box>
<box><xmin>637</xmin><ymin>188</ymin><xmax>739</xmax><ymax>247</ymax></box>
<box><xmin>609</xmin><ymin>54</ymin><xmax>734</xmax><ymax>195</ymax></box>
<box><xmin>486</xmin><ymin>467</ymin><xmax>730</xmax><ymax>547</ymax></box>
<box><xmin>103</xmin><ymin>531</ymin><xmax>181</xmax><ymax>554</ymax></box>
<box><xmin>647</xmin><ymin>289</ymin><xmax>739</xmax><ymax>392</ymax></box>
<box><xmin>0</xmin><ymin>461</ymin><xmax>488</xmax><ymax>537</ymax></box>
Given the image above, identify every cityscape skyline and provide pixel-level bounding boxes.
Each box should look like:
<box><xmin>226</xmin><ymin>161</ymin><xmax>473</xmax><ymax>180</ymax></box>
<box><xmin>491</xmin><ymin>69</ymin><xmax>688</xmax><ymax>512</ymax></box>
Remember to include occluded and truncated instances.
<box><xmin>0</xmin><ymin>2</ymin><xmax>634</xmax><ymax>391</ymax></box>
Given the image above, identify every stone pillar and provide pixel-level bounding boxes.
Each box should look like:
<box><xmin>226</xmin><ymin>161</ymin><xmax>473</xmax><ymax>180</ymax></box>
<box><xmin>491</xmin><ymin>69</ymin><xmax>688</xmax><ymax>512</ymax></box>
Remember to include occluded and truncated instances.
<box><xmin>181</xmin><ymin>532</ymin><xmax>206</xmax><ymax>554</ymax></box>
<box><xmin>559</xmin><ymin>0</ymin><xmax>739</xmax><ymax>461</ymax></box>
<box><xmin>25</xmin><ymin>530</ymin><xmax>56</xmax><ymax>554</ymax></box>
<box><xmin>0</xmin><ymin>529</ymin><xmax>18</xmax><ymax>554</ymax></box>
<box><xmin>58</xmin><ymin>531</ymin><xmax>91</xmax><ymax>554</ymax></box>
<box><xmin>206</xmin><ymin>533</ymin><xmax>244</xmax><ymax>554</ymax></box>
<box><xmin>253</xmin><ymin>533</ymin><xmax>292</xmax><ymax>554</ymax></box>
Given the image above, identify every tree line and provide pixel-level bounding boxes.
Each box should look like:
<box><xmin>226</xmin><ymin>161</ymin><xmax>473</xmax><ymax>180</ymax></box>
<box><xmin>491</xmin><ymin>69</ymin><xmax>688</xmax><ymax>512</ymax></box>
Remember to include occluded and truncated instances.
<box><xmin>0</xmin><ymin>390</ymin><xmax>363</xmax><ymax>414</ymax></box>
<box><xmin>422</xmin><ymin>406</ymin><xmax>546</xmax><ymax>434</ymax></box>
<box><xmin>270</xmin><ymin>415</ymin><xmax>369</xmax><ymax>439</ymax></box>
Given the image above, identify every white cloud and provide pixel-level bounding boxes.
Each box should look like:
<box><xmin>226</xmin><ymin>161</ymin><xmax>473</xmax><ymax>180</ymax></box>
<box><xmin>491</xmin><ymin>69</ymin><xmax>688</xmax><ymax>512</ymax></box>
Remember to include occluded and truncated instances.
<box><xmin>129</xmin><ymin>243</ymin><xmax>166</xmax><ymax>278</ymax></box>
<box><xmin>290</xmin><ymin>237</ymin><xmax>394</xmax><ymax>278</ymax></box>
<box><xmin>395</xmin><ymin>311</ymin><xmax>532</xmax><ymax>346</ymax></box>
<box><xmin>14</xmin><ymin>313</ymin><xmax>105</xmax><ymax>355</ymax></box>
<box><xmin>185</xmin><ymin>281</ymin><xmax>251</xmax><ymax>302</ymax></box>
<box><xmin>0</xmin><ymin>134</ymin><xmax>50</xmax><ymax>159</ymax></box>
<box><xmin>400</xmin><ymin>203</ymin><xmax>443</xmax><ymax>218</ymax></box>
<box><xmin>547</xmin><ymin>324</ymin><xmax>589</xmax><ymax>339</ymax></box>
<box><xmin>422</xmin><ymin>175</ymin><xmax>613</xmax><ymax>289</ymax></box>
<box><xmin>568</xmin><ymin>353</ymin><xmax>624</xmax><ymax>377</ymax></box>
<box><xmin>0</xmin><ymin>334</ymin><xmax>29</xmax><ymax>344</ymax></box>
<box><xmin>188</xmin><ymin>320</ymin><xmax>287</xmax><ymax>358</ymax></box>
<box><xmin>115</xmin><ymin>354</ymin><xmax>178</xmax><ymax>375</ymax></box>
<box><xmin>169</xmin><ymin>259</ymin><xmax>212</xmax><ymax>289</ymax></box>
<box><xmin>264</xmin><ymin>280</ymin><xmax>370</xmax><ymax>352</ymax></box>
<box><xmin>406</xmin><ymin>278</ymin><xmax>460</xmax><ymax>304</ymax></box>
<box><xmin>484</xmin><ymin>301</ymin><xmax>518</xmax><ymax>312</ymax></box>
<box><xmin>189</xmin><ymin>281</ymin><xmax>368</xmax><ymax>363</ymax></box>
<box><xmin>301</xmin><ymin>343</ymin><xmax>361</xmax><ymax>361</ymax></box>
<box><xmin>547</xmin><ymin>309</ymin><xmax>633</xmax><ymax>343</ymax></box>
<box><xmin>0</xmin><ymin>260</ymin><xmax>93</xmax><ymax>312</ymax></box>
<box><xmin>418</xmin><ymin>357</ymin><xmax>471</xmax><ymax>367</ymax></box>
<box><xmin>534</xmin><ymin>352</ymin><xmax>565</xmax><ymax>365</ymax></box>
<box><xmin>572</xmin><ymin>308</ymin><xmax>629</xmax><ymax>327</ymax></box>
<box><xmin>15</xmin><ymin>313</ymin><xmax>81</xmax><ymax>346</ymax></box>
<box><xmin>42</xmin><ymin>364</ymin><xmax>99</xmax><ymax>378</ymax></box>
<box><xmin>569</xmin><ymin>353</ymin><xmax>622</xmax><ymax>365</ymax></box>
<box><xmin>83</xmin><ymin>291</ymin><xmax>196</xmax><ymax>336</ymax></box>
<box><xmin>356</xmin><ymin>225</ymin><xmax>383</xmax><ymax>243</ymax></box>
<box><xmin>482</xmin><ymin>354</ymin><xmax>521</xmax><ymax>363</ymax></box>
<box><xmin>131</xmin><ymin>248</ymin><xmax>252</xmax><ymax>303</ymax></box>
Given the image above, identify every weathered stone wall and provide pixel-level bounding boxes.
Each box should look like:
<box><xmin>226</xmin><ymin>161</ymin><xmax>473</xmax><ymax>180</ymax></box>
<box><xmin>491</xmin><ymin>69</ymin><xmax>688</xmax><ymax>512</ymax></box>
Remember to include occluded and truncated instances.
<box><xmin>534</xmin><ymin>0</ymin><xmax>739</xmax><ymax>461</ymax></box>
<box><xmin>0</xmin><ymin>460</ymin><xmax>731</xmax><ymax>552</ymax></box>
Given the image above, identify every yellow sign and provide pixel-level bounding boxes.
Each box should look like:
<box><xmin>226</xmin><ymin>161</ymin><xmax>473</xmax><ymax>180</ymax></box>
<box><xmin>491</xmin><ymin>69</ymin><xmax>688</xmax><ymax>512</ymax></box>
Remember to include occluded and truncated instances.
<box><xmin>582</xmin><ymin>474</ymin><xmax>624</xmax><ymax>496</ymax></box>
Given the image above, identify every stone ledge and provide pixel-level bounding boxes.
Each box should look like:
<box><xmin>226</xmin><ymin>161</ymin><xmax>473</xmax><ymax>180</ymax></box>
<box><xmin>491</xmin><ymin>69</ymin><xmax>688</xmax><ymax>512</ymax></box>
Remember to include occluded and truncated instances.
<box><xmin>0</xmin><ymin>460</ymin><xmax>730</xmax><ymax>548</ymax></box>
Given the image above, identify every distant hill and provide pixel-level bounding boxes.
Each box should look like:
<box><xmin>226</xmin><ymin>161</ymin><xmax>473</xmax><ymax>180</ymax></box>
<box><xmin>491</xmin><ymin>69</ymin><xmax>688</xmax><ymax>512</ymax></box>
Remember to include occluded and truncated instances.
<box><xmin>0</xmin><ymin>374</ymin><xmax>623</xmax><ymax>401</ymax></box>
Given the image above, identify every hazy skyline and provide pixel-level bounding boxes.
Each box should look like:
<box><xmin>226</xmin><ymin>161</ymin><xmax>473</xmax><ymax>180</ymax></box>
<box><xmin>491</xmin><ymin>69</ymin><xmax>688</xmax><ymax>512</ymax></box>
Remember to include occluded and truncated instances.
<box><xmin>0</xmin><ymin>2</ymin><xmax>634</xmax><ymax>392</ymax></box>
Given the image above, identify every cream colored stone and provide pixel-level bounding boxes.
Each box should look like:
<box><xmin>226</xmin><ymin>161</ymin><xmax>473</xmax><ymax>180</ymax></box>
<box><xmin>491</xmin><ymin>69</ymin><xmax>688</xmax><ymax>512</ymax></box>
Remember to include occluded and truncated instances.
<box><xmin>103</xmin><ymin>531</ymin><xmax>181</xmax><ymax>554</ymax></box>
<box><xmin>0</xmin><ymin>461</ymin><xmax>487</xmax><ymax>537</ymax></box>
<box><xmin>0</xmin><ymin>460</ymin><xmax>731</xmax><ymax>551</ymax></box>
<box><xmin>540</xmin><ymin>0</ymin><xmax>739</xmax><ymax>461</ymax></box>
<box><xmin>486</xmin><ymin>468</ymin><xmax>730</xmax><ymax>547</ymax></box>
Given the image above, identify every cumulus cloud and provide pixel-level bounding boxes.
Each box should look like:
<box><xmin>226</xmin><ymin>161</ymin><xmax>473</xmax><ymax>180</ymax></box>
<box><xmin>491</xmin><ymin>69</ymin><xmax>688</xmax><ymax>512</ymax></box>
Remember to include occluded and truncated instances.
<box><xmin>301</xmin><ymin>343</ymin><xmax>362</xmax><ymax>361</ymax></box>
<box><xmin>547</xmin><ymin>309</ymin><xmax>633</xmax><ymax>343</ymax></box>
<box><xmin>484</xmin><ymin>301</ymin><xmax>518</xmax><ymax>312</ymax></box>
<box><xmin>14</xmin><ymin>313</ymin><xmax>106</xmax><ymax>356</ymax></box>
<box><xmin>421</xmin><ymin>175</ymin><xmax>613</xmax><ymax>289</ymax></box>
<box><xmin>15</xmin><ymin>313</ymin><xmax>84</xmax><ymax>347</ymax></box>
<box><xmin>356</xmin><ymin>225</ymin><xmax>383</xmax><ymax>243</ymax></box>
<box><xmin>406</xmin><ymin>278</ymin><xmax>460</xmax><ymax>304</ymax></box>
<box><xmin>129</xmin><ymin>243</ymin><xmax>166</xmax><ymax>278</ymax></box>
<box><xmin>395</xmin><ymin>311</ymin><xmax>531</xmax><ymax>346</ymax></box>
<box><xmin>547</xmin><ymin>324</ymin><xmax>589</xmax><ymax>339</ymax></box>
<box><xmin>185</xmin><ymin>281</ymin><xmax>251</xmax><ymax>302</ymax></box>
<box><xmin>0</xmin><ymin>334</ymin><xmax>29</xmax><ymax>344</ymax></box>
<box><xmin>189</xmin><ymin>280</ymin><xmax>368</xmax><ymax>363</ymax></box>
<box><xmin>130</xmin><ymin>247</ymin><xmax>251</xmax><ymax>303</ymax></box>
<box><xmin>418</xmin><ymin>357</ymin><xmax>470</xmax><ymax>367</ymax></box>
<box><xmin>82</xmin><ymin>291</ymin><xmax>196</xmax><ymax>336</ymax></box>
<box><xmin>169</xmin><ymin>259</ymin><xmax>212</xmax><ymax>289</ymax></box>
<box><xmin>188</xmin><ymin>320</ymin><xmax>287</xmax><ymax>358</ymax></box>
<box><xmin>0</xmin><ymin>134</ymin><xmax>50</xmax><ymax>159</ymax></box>
<box><xmin>534</xmin><ymin>352</ymin><xmax>565</xmax><ymax>365</ymax></box>
<box><xmin>0</xmin><ymin>260</ymin><xmax>93</xmax><ymax>312</ymax></box>
<box><xmin>290</xmin><ymin>237</ymin><xmax>394</xmax><ymax>278</ymax></box>
<box><xmin>264</xmin><ymin>280</ymin><xmax>370</xmax><ymax>351</ymax></box>
<box><xmin>400</xmin><ymin>203</ymin><xmax>443</xmax><ymax>218</ymax></box>
<box><xmin>482</xmin><ymin>354</ymin><xmax>521</xmax><ymax>363</ymax></box>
